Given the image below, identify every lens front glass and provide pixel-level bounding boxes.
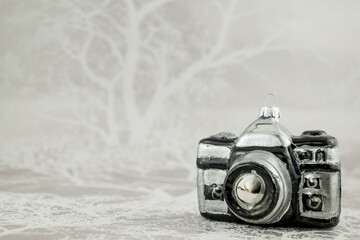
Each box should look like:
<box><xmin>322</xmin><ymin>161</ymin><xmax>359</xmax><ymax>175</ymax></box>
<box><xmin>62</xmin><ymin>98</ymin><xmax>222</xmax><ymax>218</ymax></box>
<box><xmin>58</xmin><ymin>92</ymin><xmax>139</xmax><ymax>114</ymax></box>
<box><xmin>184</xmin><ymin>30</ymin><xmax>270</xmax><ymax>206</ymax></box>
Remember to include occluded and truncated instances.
<box><xmin>234</xmin><ymin>171</ymin><xmax>265</xmax><ymax>209</ymax></box>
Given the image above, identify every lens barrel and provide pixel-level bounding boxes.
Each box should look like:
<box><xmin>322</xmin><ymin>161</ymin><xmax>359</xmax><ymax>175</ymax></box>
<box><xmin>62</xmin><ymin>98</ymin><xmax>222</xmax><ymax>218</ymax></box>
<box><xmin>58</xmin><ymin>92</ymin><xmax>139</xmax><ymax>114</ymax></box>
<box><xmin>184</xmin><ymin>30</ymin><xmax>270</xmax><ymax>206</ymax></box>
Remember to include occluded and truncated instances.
<box><xmin>224</xmin><ymin>151</ymin><xmax>292</xmax><ymax>224</ymax></box>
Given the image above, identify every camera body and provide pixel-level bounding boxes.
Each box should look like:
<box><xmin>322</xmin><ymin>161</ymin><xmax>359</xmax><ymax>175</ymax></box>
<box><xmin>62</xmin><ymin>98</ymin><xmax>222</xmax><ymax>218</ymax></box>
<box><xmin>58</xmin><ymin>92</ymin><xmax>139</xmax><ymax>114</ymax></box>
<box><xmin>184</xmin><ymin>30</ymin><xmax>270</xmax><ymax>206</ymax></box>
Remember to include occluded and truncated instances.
<box><xmin>196</xmin><ymin>107</ymin><xmax>340</xmax><ymax>227</ymax></box>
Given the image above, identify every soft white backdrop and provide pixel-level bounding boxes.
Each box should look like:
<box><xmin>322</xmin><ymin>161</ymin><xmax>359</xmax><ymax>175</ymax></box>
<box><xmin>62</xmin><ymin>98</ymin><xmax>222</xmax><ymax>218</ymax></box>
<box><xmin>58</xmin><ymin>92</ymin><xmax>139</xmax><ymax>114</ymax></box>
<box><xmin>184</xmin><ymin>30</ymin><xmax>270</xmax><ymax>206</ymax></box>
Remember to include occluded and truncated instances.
<box><xmin>1</xmin><ymin>0</ymin><xmax>360</xmax><ymax>239</ymax></box>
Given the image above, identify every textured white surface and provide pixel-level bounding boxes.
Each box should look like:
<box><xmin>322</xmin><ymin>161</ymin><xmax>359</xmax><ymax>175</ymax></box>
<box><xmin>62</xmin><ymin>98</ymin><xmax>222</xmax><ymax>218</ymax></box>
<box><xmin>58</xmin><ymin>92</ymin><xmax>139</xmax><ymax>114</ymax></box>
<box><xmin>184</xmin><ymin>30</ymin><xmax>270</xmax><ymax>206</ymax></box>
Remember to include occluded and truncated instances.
<box><xmin>1</xmin><ymin>0</ymin><xmax>360</xmax><ymax>239</ymax></box>
<box><xmin>0</xmin><ymin>166</ymin><xmax>359</xmax><ymax>239</ymax></box>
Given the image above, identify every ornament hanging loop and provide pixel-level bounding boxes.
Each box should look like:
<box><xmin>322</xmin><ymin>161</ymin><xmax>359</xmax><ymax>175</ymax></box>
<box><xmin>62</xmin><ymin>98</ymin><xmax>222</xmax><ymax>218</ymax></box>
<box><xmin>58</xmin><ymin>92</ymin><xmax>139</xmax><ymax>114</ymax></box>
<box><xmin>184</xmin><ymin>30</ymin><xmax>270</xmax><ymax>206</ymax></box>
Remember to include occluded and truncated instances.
<box><xmin>263</xmin><ymin>93</ymin><xmax>278</xmax><ymax>107</ymax></box>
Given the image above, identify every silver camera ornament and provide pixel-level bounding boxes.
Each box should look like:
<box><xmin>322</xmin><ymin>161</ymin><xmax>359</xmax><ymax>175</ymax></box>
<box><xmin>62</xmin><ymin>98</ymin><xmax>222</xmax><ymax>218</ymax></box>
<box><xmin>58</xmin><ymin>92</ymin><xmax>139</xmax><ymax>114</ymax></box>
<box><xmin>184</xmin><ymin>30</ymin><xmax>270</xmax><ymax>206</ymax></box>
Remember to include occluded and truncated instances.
<box><xmin>196</xmin><ymin>95</ymin><xmax>340</xmax><ymax>227</ymax></box>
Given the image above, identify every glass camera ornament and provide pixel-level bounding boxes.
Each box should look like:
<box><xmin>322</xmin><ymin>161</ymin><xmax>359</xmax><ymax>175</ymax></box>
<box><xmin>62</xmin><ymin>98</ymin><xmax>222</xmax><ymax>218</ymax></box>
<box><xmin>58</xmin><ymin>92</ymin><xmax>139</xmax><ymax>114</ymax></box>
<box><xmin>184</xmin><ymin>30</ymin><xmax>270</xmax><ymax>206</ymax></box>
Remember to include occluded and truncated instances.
<box><xmin>196</xmin><ymin>95</ymin><xmax>341</xmax><ymax>227</ymax></box>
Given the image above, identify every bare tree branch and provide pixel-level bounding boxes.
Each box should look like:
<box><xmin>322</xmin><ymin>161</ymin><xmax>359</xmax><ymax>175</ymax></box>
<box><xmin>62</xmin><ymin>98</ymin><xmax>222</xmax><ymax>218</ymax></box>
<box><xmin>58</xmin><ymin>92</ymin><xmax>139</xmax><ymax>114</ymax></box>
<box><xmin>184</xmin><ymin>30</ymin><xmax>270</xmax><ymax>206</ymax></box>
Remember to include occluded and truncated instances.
<box><xmin>122</xmin><ymin>0</ymin><xmax>142</xmax><ymax>131</ymax></box>
<box><xmin>206</xmin><ymin>0</ymin><xmax>238</xmax><ymax>60</ymax></box>
<box><xmin>96</xmin><ymin>12</ymin><xmax>127</xmax><ymax>38</ymax></box>
<box><xmin>79</xmin><ymin>32</ymin><xmax>108</xmax><ymax>89</ymax></box>
<box><xmin>37</xmin><ymin>0</ymin><xmax>298</xmax><ymax>146</ymax></box>
<box><xmin>138</xmin><ymin>0</ymin><xmax>177</xmax><ymax>22</ymax></box>
<box><xmin>93</xmin><ymin>32</ymin><xmax>125</xmax><ymax>69</ymax></box>
<box><xmin>44</xmin><ymin>116</ymin><xmax>108</xmax><ymax>142</ymax></box>
<box><xmin>164</xmin><ymin>23</ymin><xmax>289</xmax><ymax>99</ymax></box>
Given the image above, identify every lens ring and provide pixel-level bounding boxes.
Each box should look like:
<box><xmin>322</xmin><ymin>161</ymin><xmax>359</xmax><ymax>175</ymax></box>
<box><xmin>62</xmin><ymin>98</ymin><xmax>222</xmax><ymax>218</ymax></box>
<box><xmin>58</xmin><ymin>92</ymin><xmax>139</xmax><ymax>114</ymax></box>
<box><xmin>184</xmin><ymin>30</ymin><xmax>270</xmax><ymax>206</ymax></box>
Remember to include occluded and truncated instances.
<box><xmin>224</xmin><ymin>163</ymin><xmax>279</xmax><ymax>220</ymax></box>
<box><xmin>223</xmin><ymin>150</ymin><xmax>292</xmax><ymax>224</ymax></box>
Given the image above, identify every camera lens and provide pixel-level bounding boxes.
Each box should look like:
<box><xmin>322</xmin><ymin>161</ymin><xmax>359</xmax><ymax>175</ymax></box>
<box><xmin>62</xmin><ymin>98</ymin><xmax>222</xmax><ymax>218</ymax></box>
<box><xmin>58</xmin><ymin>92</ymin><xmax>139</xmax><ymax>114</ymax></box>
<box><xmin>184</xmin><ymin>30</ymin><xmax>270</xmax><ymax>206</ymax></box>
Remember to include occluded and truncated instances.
<box><xmin>234</xmin><ymin>172</ymin><xmax>265</xmax><ymax>207</ymax></box>
<box><xmin>223</xmin><ymin>151</ymin><xmax>292</xmax><ymax>224</ymax></box>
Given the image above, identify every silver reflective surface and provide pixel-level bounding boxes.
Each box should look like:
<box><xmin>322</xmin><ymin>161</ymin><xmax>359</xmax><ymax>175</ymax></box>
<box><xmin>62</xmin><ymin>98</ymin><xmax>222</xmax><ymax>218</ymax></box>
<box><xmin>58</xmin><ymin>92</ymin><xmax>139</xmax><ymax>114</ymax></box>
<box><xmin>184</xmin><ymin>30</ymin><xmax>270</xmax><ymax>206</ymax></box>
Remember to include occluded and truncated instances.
<box><xmin>235</xmin><ymin>172</ymin><xmax>265</xmax><ymax>206</ymax></box>
<box><xmin>235</xmin><ymin>117</ymin><xmax>293</xmax><ymax>148</ymax></box>
<box><xmin>197</xmin><ymin>169</ymin><xmax>229</xmax><ymax>215</ymax></box>
<box><xmin>299</xmin><ymin>171</ymin><xmax>340</xmax><ymax>219</ymax></box>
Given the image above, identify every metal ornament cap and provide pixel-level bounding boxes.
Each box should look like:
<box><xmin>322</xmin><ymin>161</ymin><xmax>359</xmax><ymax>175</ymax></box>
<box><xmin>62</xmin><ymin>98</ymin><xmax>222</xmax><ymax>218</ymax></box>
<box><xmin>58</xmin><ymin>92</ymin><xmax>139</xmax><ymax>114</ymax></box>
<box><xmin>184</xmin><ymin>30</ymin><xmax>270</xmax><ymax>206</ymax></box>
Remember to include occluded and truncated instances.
<box><xmin>259</xmin><ymin>106</ymin><xmax>281</xmax><ymax>119</ymax></box>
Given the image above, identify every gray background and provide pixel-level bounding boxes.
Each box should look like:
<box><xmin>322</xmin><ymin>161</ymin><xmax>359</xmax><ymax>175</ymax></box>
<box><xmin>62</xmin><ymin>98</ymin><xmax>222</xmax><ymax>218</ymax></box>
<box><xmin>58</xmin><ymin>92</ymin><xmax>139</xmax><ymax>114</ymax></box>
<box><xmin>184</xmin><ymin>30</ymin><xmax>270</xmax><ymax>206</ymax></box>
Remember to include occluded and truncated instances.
<box><xmin>0</xmin><ymin>0</ymin><xmax>360</xmax><ymax>239</ymax></box>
